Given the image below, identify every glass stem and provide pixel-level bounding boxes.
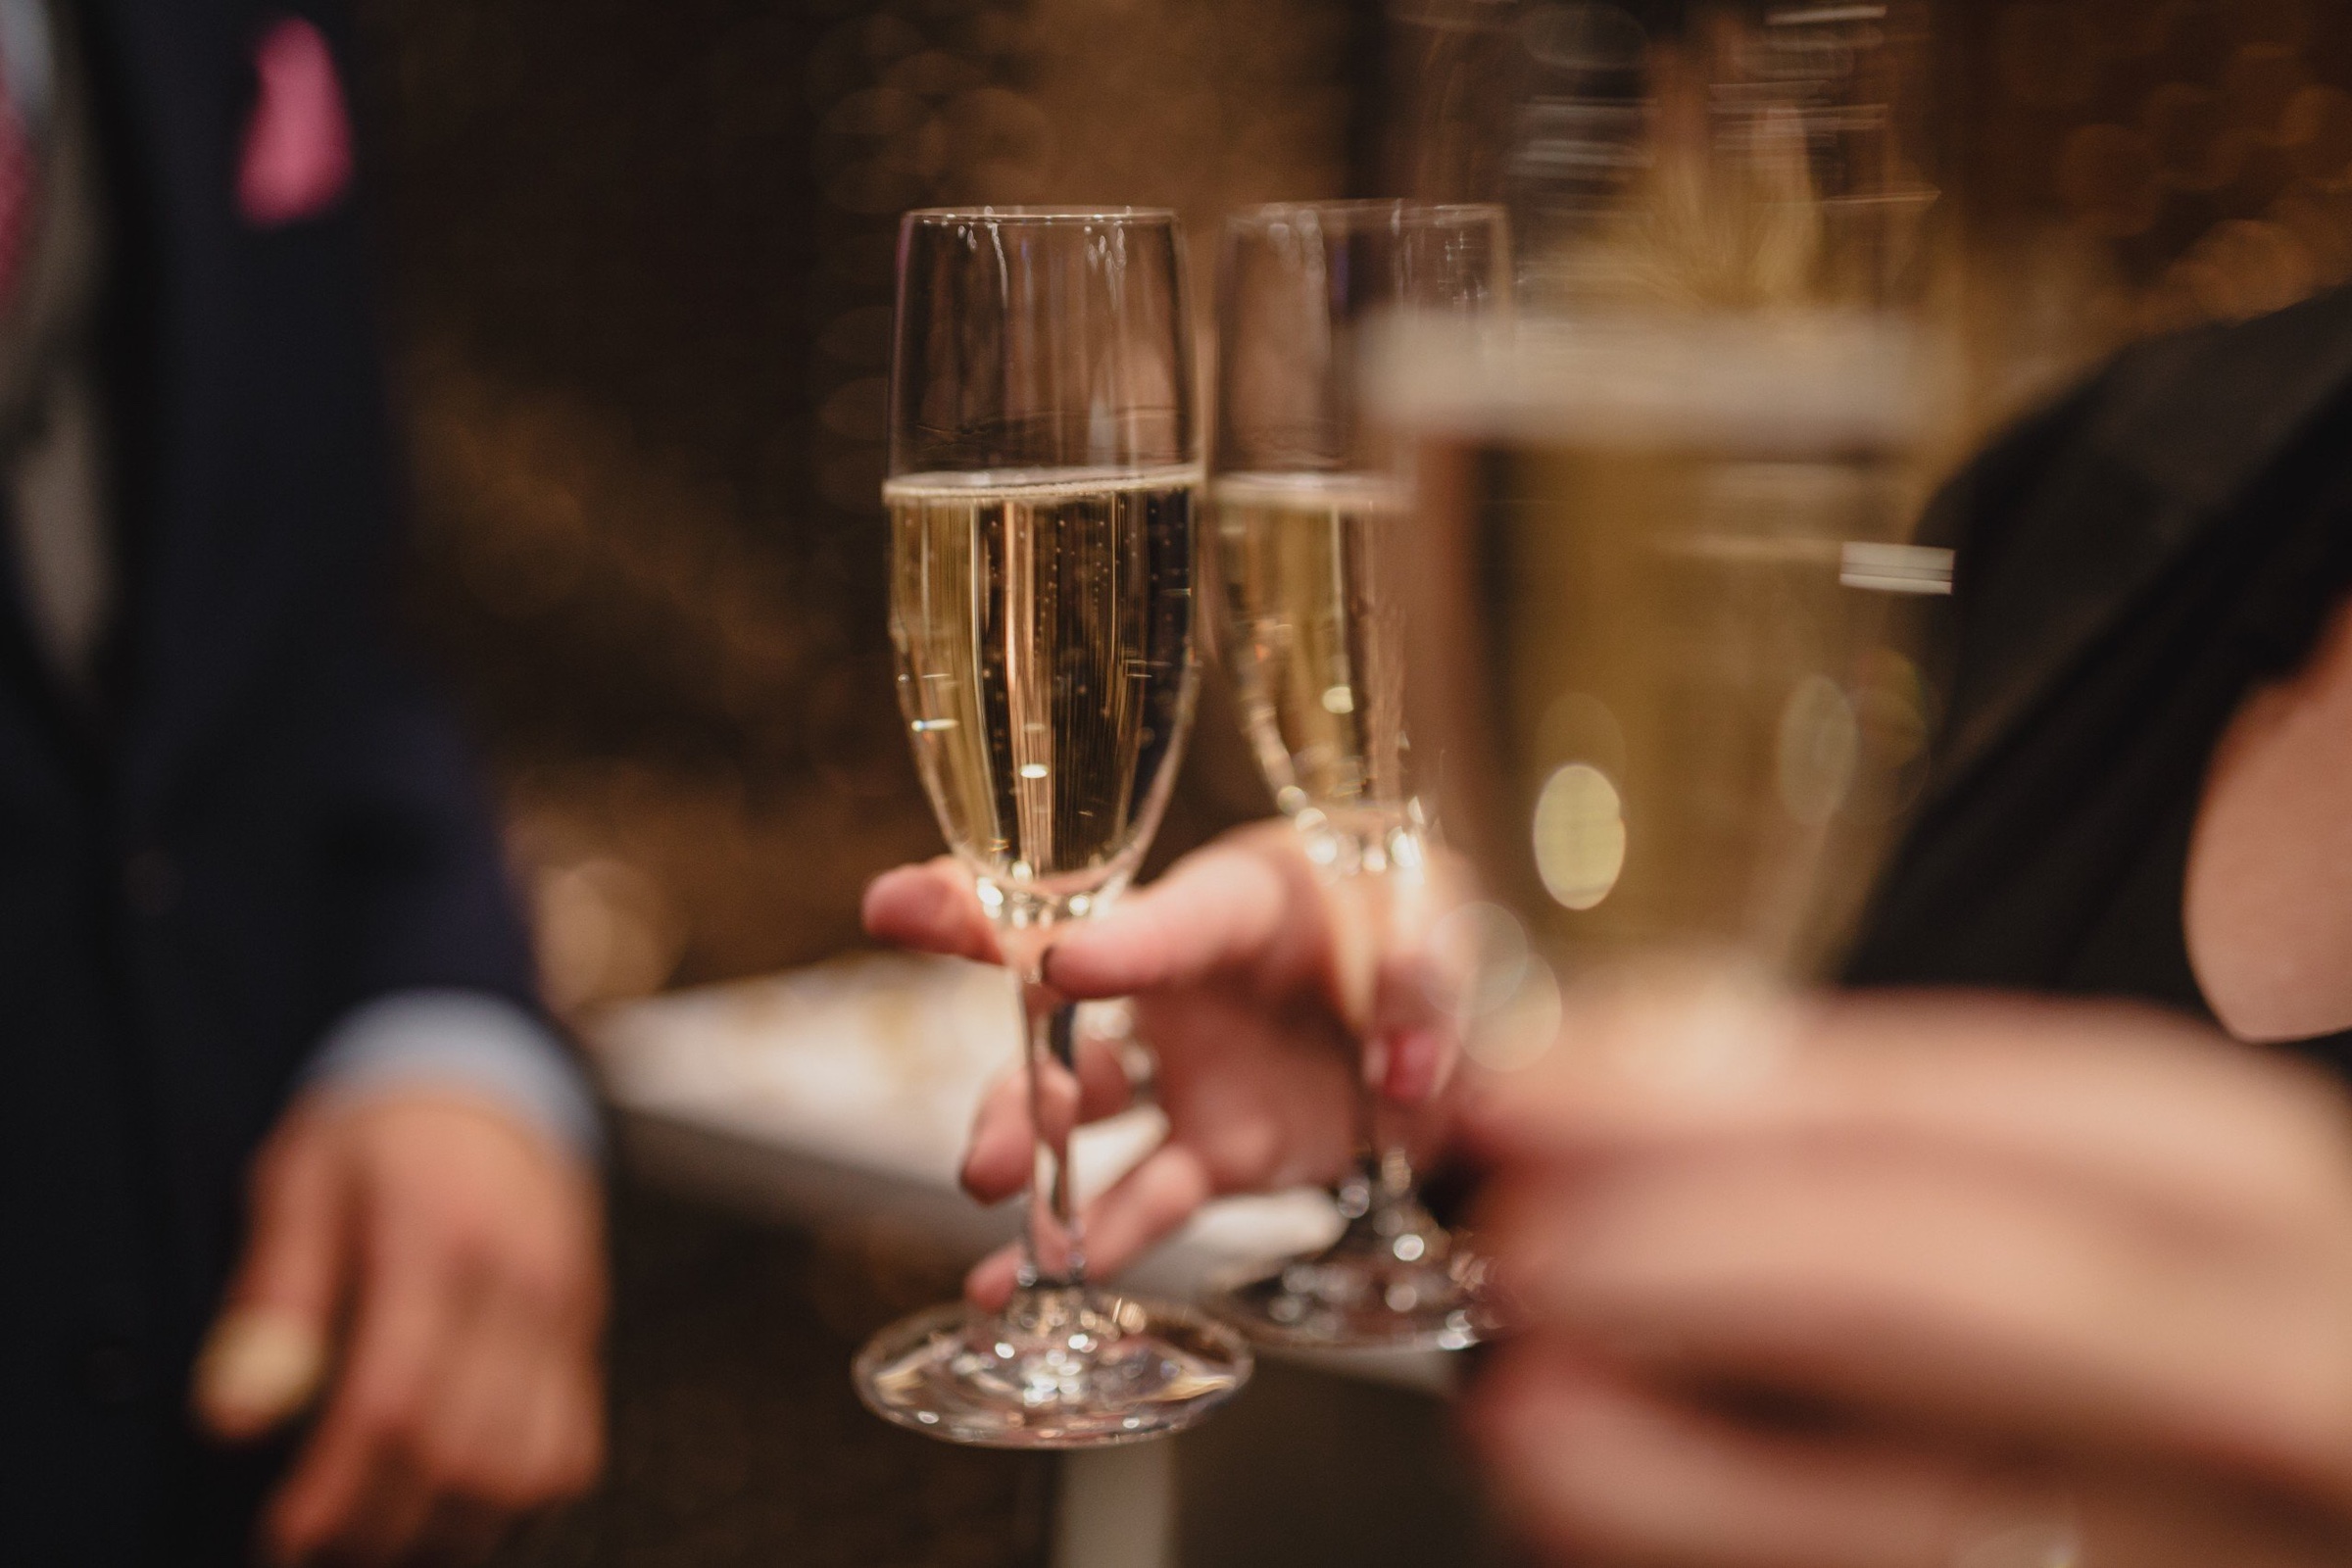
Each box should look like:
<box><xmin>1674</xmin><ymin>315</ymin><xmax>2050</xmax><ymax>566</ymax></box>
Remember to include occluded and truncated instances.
<box><xmin>1348</xmin><ymin>1061</ymin><xmax>1418</xmax><ymax>1221</ymax></box>
<box><xmin>991</xmin><ymin>887</ymin><xmax>1093</xmax><ymax>1300</ymax></box>
<box><xmin>1320</xmin><ymin>826</ymin><xmax>1423</xmax><ymax>1224</ymax></box>
<box><xmin>1018</xmin><ymin>984</ymin><xmax>1087</xmax><ymax>1293</ymax></box>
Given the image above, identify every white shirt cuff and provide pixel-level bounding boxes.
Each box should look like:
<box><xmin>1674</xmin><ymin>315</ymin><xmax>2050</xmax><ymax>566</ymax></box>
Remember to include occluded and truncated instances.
<box><xmin>302</xmin><ymin>990</ymin><xmax>605</xmax><ymax>1161</ymax></box>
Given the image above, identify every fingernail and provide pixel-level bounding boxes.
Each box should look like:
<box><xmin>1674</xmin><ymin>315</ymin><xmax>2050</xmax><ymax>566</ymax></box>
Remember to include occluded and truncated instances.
<box><xmin>1384</xmin><ymin>1028</ymin><xmax>1444</xmax><ymax>1102</ymax></box>
<box><xmin>195</xmin><ymin>1312</ymin><xmax>325</xmax><ymax>1436</ymax></box>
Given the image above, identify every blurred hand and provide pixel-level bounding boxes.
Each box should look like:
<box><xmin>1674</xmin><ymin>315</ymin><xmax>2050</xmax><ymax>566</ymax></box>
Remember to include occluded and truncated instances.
<box><xmin>1464</xmin><ymin>983</ymin><xmax>2352</xmax><ymax>1567</ymax></box>
<box><xmin>193</xmin><ymin>1091</ymin><xmax>607</xmax><ymax>1566</ymax></box>
<box><xmin>864</xmin><ymin>821</ymin><xmax>1462</xmax><ymax>1305</ymax></box>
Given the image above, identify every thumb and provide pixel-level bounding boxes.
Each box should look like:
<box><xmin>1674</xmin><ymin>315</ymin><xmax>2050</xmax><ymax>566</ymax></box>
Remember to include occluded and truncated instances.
<box><xmin>193</xmin><ymin>1114</ymin><xmax>351</xmax><ymax>1442</ymax></box>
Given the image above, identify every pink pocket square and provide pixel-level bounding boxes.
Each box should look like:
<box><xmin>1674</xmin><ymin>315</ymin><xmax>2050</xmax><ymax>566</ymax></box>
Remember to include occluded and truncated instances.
<box><xmin>238</xmin><ymin>17</ymin><xmax>353</xmax><ymax>228</ymax></box>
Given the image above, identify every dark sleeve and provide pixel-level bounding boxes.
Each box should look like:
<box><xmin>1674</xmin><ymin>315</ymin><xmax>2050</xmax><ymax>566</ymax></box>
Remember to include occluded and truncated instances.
<box><xmin>312</xmin><ymin>621</ymin><xmax>544</xmax><ymax>1021</ymax></box>
<box><xmin>290</xmin><ymin>1</ymin><xmax>543</xmax><ymax>1027</ymax></box>
<box><xmin>1838</xmin><ymin>371</ymin><xmax>2120</xmax><ymax>989</ymax></box>
<box><xmin>1842</xmin><ymin>308</ymin><xmax>2352</xmax><ymax>996</ymax></box>
<box><xmin>1902</xmin><ymin>372</ymin><xmax>2115</xmax><ymax>724</ymax></box>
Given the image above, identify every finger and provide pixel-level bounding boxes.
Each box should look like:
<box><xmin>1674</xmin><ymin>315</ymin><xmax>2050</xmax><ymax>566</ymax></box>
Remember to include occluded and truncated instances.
<box><xmin>1474</xmin><ymin>1348</ymin><xmax>2352</xmax><ymax>1568</ymax></box>
<box><xmin>398</xmin><ymin>1325</ymin><xmax>596</xmax><ymax>1564</ymax></box>
<box><xmin>406</xmin><ymin>1358</ymin><xmax>600</xmax><ymax>1563</ymax></box>
<box><xmin>392</xmin><ymin>1199</ymin><xmax>604</xmax><ymax>1531</ymax></box>
<box><xmin>1371</xmin><ymin>914</ymin><xmax>1465</xmax><ymax>1104</ymax></box>
<box><xmin>419</xmin><ymin>1298</ymin><xmax>546</xmax><ymax>1513</ymax></box>
<box><xmin>862</xmin><ymin>858</ymin><xmax>1001</xmax><ymax>965</ymax></box>
<box><xmin>508</xmin><ymin>1352</ymin><xmax>606</xmax><ymax>1508</ymax></box>
<box><xmin>195</xmin><ymin>1121</ymin><xmax>348</xmax><ymax>1441</ymax></box>
<box><xmin>960</xmin><ymin>1041</ymin><xmax>1135</xmax><ymax>1203</ymax></box>
<box><xmin>1067</xmin><ymin>1142</ymin><xmax>1215</xmax><ymax>1284</ymax></box>
<box><xmin>552</xmin><ymin>1361</ymin><xmax>608</xmax><ymax>1500</ymax></box>
<box><xmin>962</xmin><ymin>1141</ymin><xmax>1216</xmax><ymax>1310</ymax></box>
<box><xmin>272</xmin><ymin>1319</ymin><xmax>455</xmax><ymax>1568</ymax></box>
<box><xmin>325</xmin><ymin>1461</ymin><xmax>438</xmax><ymax>1568</ymax></box>
<box><xmin>960</xmin><ymin>1071</ymin><xmax>1033</xmax><ymax>1204</ymax></box>
<box><xmin>965</xmin><ymin>1244</ymin><xmax>1024</xmax><ymax>1310</ymax></box>
<box><xmin>1480</xmin><ymin>1148</ymin><xmax>2352</xmax><ymax>1505</ymax></box>
<box><xmin>1466</xmin><ymin>988</ymin><xmax>2352</xmax><ymax>1237</ymax></box>
<box><xmin>1383</xmin><ymin>1026</ymin><xmax>1451</xmax><ymax>1104</ymax></box>
<box><xmin>520</xmin><ymin>1359</ymin><xmax>608</xmax><ymax>1522</ymax></box>
<box><xmin>1468</xmin><ymin>1346</ymin><xmax>1989</xmax><ymax>1568</ymax></box>
<box><xmin>265</xmin><ymin>1228</ymin><xmax>470</xmax><ymax>1565</ymax></box>
<box><xmin>1045</xmin><ymin>834</ymin><xmax>1309</xmax><ymax>998</ymax></box>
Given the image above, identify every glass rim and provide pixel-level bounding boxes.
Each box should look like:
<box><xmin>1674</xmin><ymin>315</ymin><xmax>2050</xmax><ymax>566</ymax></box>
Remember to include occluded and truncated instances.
<box><xmin>1223</xmin><ymin>199</ymin><xmax>1507</xmax><ymax>235</ymax></box>
<box><xmin>901</xmin><ymin>205</ymin><xmax>1182</xmax><ymax>226</ymax></box>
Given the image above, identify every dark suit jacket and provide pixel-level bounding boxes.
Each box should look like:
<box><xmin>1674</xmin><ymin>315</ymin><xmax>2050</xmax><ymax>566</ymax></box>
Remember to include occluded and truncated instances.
<box><xmin>0</xmin><ymin>3</ymin><xmax>542</xmax><ymax>1559</ymax></box>
<box><xmin>1849</xmin><ymin>285</ymin><xmax>2352</xmax><ymax>1021</ymax></box>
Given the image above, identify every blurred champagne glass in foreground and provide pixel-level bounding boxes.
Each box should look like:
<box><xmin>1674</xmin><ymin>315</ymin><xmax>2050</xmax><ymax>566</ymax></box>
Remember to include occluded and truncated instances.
<box><xmin>858</xmin><ymin>207</ymin><xmax>1250</xmax><ymax>1448</ymax></box>
<box><xmin>1380</xmin><ymin>316</ymin><xmax>1947</xmax><ymax>1024</ymax></box>
<box><xmin>1376</xmin><ymin>4</ymin><xmax>1952</xmax><ymax>1089</ymax></box>
<box><xmin>1211</xmin><ymin>201</ymin><xmax>1508</xmax><ymax>1349</ymax></box>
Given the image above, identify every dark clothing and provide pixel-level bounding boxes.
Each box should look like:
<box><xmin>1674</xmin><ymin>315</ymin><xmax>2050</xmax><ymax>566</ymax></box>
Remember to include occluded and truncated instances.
<box><xmin>0</xmin><ymin>3</ymin><xmax>539</xmax><ymax>1562</ymax></box>
<box><xmin>1848</xmin><ymin>283</ymin><xmax>2352</xmax><ymax>1075</ymax></box>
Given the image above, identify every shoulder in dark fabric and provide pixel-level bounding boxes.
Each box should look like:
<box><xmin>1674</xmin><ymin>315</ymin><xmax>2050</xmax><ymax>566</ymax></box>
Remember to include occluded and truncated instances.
<box><xmin>1929</xmin><ymin>285</ymin><xmax>2352</xmax><ymax>808</ymax></box>
<box><xmin>1848</xmin><ymin>287</ymin><xmax>2352</xmax><ymax>1003</ymax></box>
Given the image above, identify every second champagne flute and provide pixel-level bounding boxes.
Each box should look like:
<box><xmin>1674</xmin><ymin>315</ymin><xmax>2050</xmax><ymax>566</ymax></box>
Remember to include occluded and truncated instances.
<box><xmin>857</xmin><ymin>207</ymin><xmax>1251</xmax><ymax>1447</ymax></box>
<box><xmin>1210</xmin><ymin>201</ymin><xmax>1508</xmax><ymax>1349</ymax></box>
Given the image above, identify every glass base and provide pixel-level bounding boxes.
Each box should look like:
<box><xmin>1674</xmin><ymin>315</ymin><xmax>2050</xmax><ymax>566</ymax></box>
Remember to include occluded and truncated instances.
<box><xmin>1212</xmin><ymin>1196</ymin><xmax>1492</xmax><ymax>1351</ymax></box>
<box><xmin>853</xmin><ymin>1286</ymin><xmax>1253</xmax><ymax>1448</ymax></box>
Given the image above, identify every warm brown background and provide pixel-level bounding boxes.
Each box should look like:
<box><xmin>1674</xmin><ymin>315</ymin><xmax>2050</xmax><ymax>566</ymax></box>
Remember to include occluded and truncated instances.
<box><xmin>1953</xmin><ymin>0</ymin><xmax>2352</xmax><ymax>416</ymax></box>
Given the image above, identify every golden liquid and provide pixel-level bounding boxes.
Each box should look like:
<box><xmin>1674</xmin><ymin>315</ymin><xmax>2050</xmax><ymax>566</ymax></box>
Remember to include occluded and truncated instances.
<box><xmin>889</xmin><ymin>467</ymin><xmax>1200</xmax><ymax>896</ymax></box>
<box><xmin>1412</xmin><ymin>434</ymin><xmax>1939</xmax><ymax>979</ymax></box>
<box><xmin>1214</xmin><ymin>473</ymin><xmax>1412</xmax><ymax>838</ymax></box>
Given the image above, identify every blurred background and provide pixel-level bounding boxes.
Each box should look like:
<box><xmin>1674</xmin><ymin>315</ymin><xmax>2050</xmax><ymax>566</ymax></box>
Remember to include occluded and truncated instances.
<box><xmin>337</xmin><ymin>0</ymin><xmax>2352</xmax><ymax>1562</ymax></box>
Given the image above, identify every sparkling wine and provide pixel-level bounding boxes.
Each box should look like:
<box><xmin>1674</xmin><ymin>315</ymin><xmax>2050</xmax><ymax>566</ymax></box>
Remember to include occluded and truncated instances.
<box><xmin>1377</xmin><ymin>316</ymin><xmax>1948</xmax><ymax>980</ymax></box>
<box><xmin>889</xmin><ymin>466</ymin><xmax>1200</xmax><ymax>897</ymax></box>
<box><xmin>1214</xmin><ymin>471</ymin><xmax>1413</xmax><ymax>839</ymax></box>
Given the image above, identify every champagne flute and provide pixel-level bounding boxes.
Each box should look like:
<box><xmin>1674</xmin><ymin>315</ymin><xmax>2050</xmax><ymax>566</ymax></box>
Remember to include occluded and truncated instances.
<box><xmin>1379</xmin><ymin>314</ymin><xmax>1946</xmax><ymax>1013</ymax></box>
<box><xmin>857</xmin><ymin>207</ymin><xmax>1251</xmax><ymax>1447</ymax></box>
<box><xmin>1374</xmin><ymin>1</ymin><xmax>1949</xmax><ymax>1127</ymax></box>
<box><xmin>1209</xmin><ymin>201</ymin><xmax>1508</xmax><ymax>1350</ymax></box>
